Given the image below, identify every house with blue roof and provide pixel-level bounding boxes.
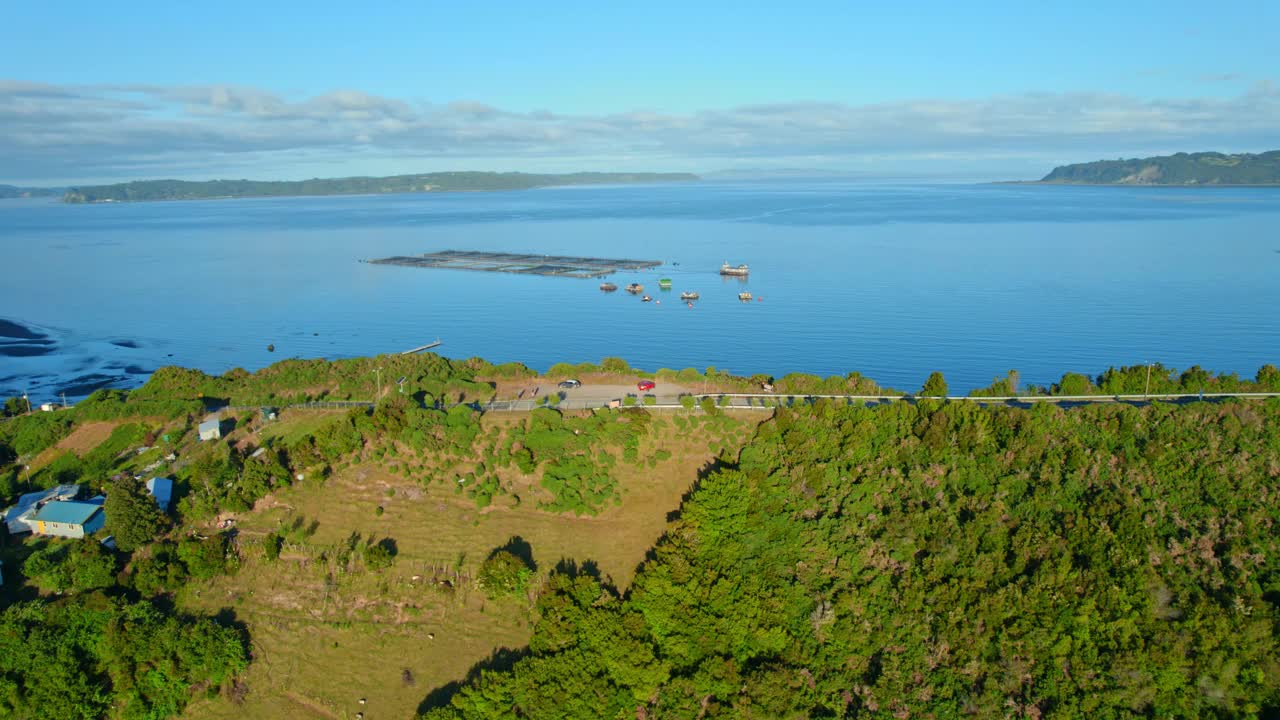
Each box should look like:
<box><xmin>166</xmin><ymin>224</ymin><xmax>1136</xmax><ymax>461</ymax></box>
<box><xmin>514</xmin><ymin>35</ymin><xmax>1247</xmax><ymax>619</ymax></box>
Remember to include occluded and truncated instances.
<box><xmin>30</xmin><ymin>501</ymin><xmax>106</xmax><ymax>539</ymax></box>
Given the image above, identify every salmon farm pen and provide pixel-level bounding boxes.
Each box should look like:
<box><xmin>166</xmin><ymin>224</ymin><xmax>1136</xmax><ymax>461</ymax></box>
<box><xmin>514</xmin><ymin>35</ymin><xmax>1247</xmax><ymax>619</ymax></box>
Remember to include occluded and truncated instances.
<box><xmin>364</xmin><ymin>250</ymin><xmax>663</xmax><ymax>278</ymax></box>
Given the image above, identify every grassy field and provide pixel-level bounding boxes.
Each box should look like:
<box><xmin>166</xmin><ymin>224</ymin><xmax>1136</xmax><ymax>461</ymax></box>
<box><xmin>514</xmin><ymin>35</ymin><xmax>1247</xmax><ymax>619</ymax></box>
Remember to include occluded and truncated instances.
<box><xmin>180</xmin><ymin>409</ymin><xmax>763</xmax><ymax>719</ymax></box>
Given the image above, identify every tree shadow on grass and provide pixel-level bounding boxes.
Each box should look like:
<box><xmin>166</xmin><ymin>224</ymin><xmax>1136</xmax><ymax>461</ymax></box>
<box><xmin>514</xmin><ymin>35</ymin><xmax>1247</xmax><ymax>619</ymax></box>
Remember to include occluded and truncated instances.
<box><xmin>488</xmin><ymin>535</ymin><xmax>536</xmax><ymax>572</ymax></box>
<box><xmin>416</xmin><ymin>646</ymin><xmax>530</xmax><ymax>715</ymax></box>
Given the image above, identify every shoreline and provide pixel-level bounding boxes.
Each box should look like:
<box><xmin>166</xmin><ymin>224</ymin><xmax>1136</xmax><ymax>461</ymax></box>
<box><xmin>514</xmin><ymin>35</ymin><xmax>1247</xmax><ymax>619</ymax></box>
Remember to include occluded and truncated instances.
<box><xmin>994</xmin><ymin>180</ymin><xmax>1280</xmax><ymax>187</ymax></box>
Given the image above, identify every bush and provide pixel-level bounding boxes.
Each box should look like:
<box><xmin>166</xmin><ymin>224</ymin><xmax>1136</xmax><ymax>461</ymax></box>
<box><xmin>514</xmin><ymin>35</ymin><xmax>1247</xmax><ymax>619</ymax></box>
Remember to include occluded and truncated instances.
<box><xmin>478</xmin><ymin>550</ymin><xmax>533</xmax><ymax>599</ymax></box>
<box><xmin>23</xmin><ymin>539</ymin><xmax>118</xmax><ymax>594</ymax></box>
<box><xmin>261</xmin><ymin>532</ymin><xmax>283</xmax><ymax>561</ymax></box>
<box><xmin>363</xmin><ymin>538</ymin><xmax>396</xmax><ymax>570</ymax></box>
<box><xmin>178</xmin><ymin>533</ymin><xmax>232</xmax><ymax>579</ymax></box>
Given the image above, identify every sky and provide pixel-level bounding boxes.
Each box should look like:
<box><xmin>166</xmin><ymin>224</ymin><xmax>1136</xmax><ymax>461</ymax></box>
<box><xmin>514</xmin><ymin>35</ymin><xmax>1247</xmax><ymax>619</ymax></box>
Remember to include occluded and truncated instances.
<box><xmin>3</xmin><ymin>0</ymin><xmax>1278</xmax><ymax>185</ymax></box>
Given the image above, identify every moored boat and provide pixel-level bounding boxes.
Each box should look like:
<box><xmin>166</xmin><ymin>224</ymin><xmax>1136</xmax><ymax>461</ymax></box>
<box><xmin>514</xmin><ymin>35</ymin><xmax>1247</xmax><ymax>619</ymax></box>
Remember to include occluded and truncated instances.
<box><xmin>720</xmin><ymin>262</ymin><xmax>749</xmax><ymax>276</ymax></box>
<box><xmin>600</xmin><ymin>282</ymin><xmax>618</xmax><ymax>292</ymax></box>
<box><xmin>641</xmin><ymin>295</ymin><xmax>653</xmax><ymax>302</ymax></box>
<box><xmin>625</xmin><ymin>283</ymin><xmax>644</xmax><ymax>294</ymax></box>
<box><xmin>658</xmin><ymin>278</ymin><xmax>673</xmax><ymax>288</ymax></box>
<box><xmin>738</xmin><ymin>291</ymin><xmax>753</xmax><ymax>301</ymax></box>
<box><xmin>679</xmin><ymin>291</ymin><xmax>700</xmax><ymax>300</ymax></box>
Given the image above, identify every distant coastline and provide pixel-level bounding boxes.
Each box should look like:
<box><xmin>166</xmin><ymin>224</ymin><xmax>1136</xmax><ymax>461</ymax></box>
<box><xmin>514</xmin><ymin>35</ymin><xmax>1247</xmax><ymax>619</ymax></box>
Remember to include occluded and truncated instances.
<box><xmin>59</xmin><ymin>171</ymin><xmax>699</xmax><ymax>204</ymax></box>
<box><xmin>1020</xmin><ymin>150</ymin><xmax>1280</xmax><ymax>186</ymax></box>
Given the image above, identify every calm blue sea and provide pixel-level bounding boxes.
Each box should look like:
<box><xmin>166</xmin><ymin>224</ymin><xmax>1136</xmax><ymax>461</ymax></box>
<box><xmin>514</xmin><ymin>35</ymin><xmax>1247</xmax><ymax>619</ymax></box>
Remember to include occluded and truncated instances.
<box><xmin>1</xmin><ymin>180</ymin><xmax>1278</xmax><ymax>401</ymax></box>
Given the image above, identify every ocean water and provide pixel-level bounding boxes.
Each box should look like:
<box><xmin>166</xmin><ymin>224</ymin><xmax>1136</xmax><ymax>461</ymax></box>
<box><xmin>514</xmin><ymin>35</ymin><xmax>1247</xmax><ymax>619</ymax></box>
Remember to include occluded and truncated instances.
<box><xmin>1</xmin><ymin>180</ymin><xmax>1277</xmax><ymax>401</ymax></box>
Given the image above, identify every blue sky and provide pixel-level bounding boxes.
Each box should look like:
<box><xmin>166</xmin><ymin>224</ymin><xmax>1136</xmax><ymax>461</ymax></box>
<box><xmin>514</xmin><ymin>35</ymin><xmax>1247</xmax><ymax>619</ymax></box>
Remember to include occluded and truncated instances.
<box><xmin>3</xmin><ymin>0</ymin><xmax>1278</xmax><ymax>183</ymax></box>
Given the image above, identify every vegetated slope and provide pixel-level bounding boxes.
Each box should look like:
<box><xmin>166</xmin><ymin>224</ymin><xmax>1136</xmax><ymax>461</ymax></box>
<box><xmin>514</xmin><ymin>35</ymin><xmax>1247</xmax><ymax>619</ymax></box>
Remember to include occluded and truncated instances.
<box><xmin>61</xmin><ymin>171</ymin><xmax>699</xmax><ymax>203</ymax></box>
<box><xmin>425</xmin><ymin>399</ymin><xmax>1280</xmax><ymax>718</ymax></box>
<box><xmin>1039</xmin><ymin>150</ymin><xmax>1280</xmax><ymax>185</ymax></box>
<box><xmin>0</xmin><ymin>184</ymin><xmax>59</xmax><ymax>199</ymax></box>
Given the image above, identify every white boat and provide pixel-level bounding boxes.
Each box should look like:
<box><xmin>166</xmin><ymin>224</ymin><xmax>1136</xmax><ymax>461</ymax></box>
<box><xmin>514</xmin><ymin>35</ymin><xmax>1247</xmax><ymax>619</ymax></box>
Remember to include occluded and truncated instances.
<box><xmin>720</xmin><ymin>262</ymin><xmax>749</xmax><ymax>276</ymax></box>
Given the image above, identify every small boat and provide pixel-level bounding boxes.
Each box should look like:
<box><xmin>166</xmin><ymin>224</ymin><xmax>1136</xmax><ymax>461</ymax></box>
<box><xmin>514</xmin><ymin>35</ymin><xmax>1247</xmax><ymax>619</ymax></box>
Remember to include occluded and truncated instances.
<box><xmin>641</xmin><ymin>295</ymin><xmax>653</xmax><ymax>302</ymax></box>
<box><xmin>658</xmin><ymin>278</ymin><xmax>673</xmax><ymax>289</ymax></box>
<box><xmin>720</xmin><ymin>262</ymin><xmax>749</xmax><ymax>276</ymax></box>
<box><xmin>599</xmin><ymin>282</ymin><xmax>618</xmax><ymax>292</ymax></box>
<box><xmin>625</xmin><ymin>283</ymin><xmax>644</xmax><ymax>294</ymax></box>
<box><xmin>738</xmin><ymin>292</ymin><xmax>753</xmax><ymax>301</ymax></box>
<box><xmin>679</xmin><ymin>291</ymin><xmax>700</xmax><ymax>301</ymax></box>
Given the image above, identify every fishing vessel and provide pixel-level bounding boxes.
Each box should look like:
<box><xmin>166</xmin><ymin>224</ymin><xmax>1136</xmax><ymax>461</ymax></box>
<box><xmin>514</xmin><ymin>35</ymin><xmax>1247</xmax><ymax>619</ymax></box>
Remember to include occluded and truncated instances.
<box><xmin>625</xmin><ymin>283</ymin><xmax>644</xmax><ymax>294</ymax></box>
<box><xmin>599</xmin><ymin>282</ymin><xmax>618</xmax><ymax>292</ymax></box>
<box><xmin>738</xmin><ymin>292</ymin><xmax>753</xmax><ymax>301</ymax></box>
<box><xmin>720</xmin><ymin>262</ymin><xmax>749</xmax><ymax>276</ymax></box>
<box><xmin>658</xmin><ymin>278</ymin><xmax>673</xmax><ymax>289</ymax></box>
<box><xmin>679</xmin><ymin>291</ymin><xmax>700</xmax><ymax>300</ymax></box>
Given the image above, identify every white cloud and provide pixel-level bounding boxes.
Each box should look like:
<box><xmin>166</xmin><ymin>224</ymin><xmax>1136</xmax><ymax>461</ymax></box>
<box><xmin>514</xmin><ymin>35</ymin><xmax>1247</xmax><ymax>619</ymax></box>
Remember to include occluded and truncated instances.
<box><xmin>1</xmin><ymin>80</ymin><xmax>1277</xmax><ymax>184</ymax></box>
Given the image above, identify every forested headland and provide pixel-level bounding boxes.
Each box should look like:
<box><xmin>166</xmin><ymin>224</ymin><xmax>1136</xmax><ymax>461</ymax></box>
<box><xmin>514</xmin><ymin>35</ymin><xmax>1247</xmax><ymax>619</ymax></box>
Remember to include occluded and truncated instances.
<box><xmin>1036</xmin><ymin>150</ymin><xmax>1280</xmax><ymax>185</ymax></box>
<box><xmin>60</xmin><ymin>171</ymin><xmax>699</xmax><ymax>203</ymax></box>
<box><xmin>1</xmin><ymin>355</ymin><xmax>1279</xmax><ymax>718</ymax></box>
<box><xmin>0</xmin><ymin>184</ymin><xmax>59</xmax><ymax>199</ymax></box>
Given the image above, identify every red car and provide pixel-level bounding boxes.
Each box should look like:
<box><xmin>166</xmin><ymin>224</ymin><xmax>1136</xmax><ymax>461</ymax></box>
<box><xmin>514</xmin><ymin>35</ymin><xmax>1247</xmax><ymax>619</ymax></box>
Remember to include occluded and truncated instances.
<box><xmin>637</xmin><ymin>380</ymin><xmax>656</xmax><ymax>391</ymax></box>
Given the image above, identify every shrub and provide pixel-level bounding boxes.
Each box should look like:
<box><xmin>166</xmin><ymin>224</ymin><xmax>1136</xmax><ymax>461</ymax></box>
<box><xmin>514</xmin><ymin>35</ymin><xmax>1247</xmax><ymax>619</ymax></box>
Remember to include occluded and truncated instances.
<box><xmin>261</xmin><ymin>532</ymin><xmax>283</xmax><ymax>561</ymax></box>
<box><xmin>363</xmin><ymin>538</ymin><xmax>396</xmax><ymax>571</ymax></box>
<box><xmin>478</xmin><ymin>550</ymin><xmax>533</xmax><ymax>599</ymax></box>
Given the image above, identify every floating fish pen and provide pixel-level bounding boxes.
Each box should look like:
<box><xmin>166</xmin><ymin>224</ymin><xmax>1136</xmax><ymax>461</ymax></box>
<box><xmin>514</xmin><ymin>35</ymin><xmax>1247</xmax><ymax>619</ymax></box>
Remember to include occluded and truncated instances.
<box><xmin>366</xmin><ymin>250</ymin><xmax>662</xmax><ymax>279</ymax></box>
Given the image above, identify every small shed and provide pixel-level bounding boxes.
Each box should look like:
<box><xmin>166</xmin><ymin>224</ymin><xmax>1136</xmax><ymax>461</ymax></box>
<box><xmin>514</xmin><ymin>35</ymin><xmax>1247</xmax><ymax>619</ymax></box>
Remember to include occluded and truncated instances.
<box><xmin>30</xmin><ymin>501</ymin><xmax>106</xmax><ymax>539</ymax></box>
<box><xmin>147</xmin><ymin>477</ymin><xmax>174</xmax><ymax>512</ymax></box>
<box><xmin>260</xmin><ymin>406</ymin><xmax>278</xmax><ymax>422</ymax></box>
<box><xmin>198</xmin><ymin>416</ymin><xmax>222</xmax><ymax>441</ymax></box>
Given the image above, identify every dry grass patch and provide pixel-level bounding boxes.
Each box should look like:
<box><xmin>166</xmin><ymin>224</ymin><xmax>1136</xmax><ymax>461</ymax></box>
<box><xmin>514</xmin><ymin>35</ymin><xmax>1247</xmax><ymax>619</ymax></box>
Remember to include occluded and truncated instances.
<box><xmin>179</xmin><ymin>410</ymin><xmax>764</xmax><ymax>720</ymax></box>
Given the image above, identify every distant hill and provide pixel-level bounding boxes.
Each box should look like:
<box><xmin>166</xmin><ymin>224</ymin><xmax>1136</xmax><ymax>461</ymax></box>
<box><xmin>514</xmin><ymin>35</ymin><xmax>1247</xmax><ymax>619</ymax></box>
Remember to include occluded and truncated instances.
<box><xmin>0</xmin><ymin>184</ymin><xmax>60</xmax><ymax>199</ymax></box>
<box><xmin>1039</xmin><ymin>150</ymin><xmax>1280</xmax><ymax>185</ymax></box>
<box><xmin>61</xmin><ymin>171</ymin><xmax>699</xmax><ymax>203</ymax></box>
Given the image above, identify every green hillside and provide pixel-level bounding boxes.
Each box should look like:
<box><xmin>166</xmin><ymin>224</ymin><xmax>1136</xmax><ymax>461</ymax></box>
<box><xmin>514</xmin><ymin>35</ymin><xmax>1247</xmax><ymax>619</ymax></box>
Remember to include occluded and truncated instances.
<box><xmin>61</xmin><ymin>171</ymin><xmax>698</xmax><ymax>203</ymax></box>
<box><xmin>427</xmin><ymin>398</ymin><xmax>1280</xmax><ymax>718</ymax></box>
<box><xmin>0</xmin><ymin>185</ymin><xmax>59</xmax><ymax>199</ymax></box>
<box><xmin>3</xmin><ymin>357</ymin><xmax>1280</xmax><ymax>719</ymax></box>
<box><xmin>1039</xmin><ymin>150</ymin><xmax>1280</xmax><ymax>185</ymax></box>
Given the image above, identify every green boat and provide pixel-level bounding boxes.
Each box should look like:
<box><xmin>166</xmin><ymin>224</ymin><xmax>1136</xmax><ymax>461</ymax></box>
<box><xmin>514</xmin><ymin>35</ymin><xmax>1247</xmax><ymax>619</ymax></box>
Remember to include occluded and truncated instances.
<box><xmin>658</xmin><ymin>278</ymin><xmax>673</xmax><ymax>289</ymax></box>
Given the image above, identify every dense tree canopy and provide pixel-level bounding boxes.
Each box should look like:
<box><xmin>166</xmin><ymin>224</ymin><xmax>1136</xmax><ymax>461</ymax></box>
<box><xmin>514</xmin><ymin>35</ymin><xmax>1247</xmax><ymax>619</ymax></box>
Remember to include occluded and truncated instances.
<box><xmin>425</xmin><ymin>398</ymin><xmax>1280</xmax><ymax>719</ymax></box>
<box><xmin>0</xmin><ymin>597</ymin><xmax>247</xmax><ymax>719</ymax></box>
<box><xmin>104</xmin><ymin>476</ymin><xmax>166</xmax><ymax>551</ymax></box>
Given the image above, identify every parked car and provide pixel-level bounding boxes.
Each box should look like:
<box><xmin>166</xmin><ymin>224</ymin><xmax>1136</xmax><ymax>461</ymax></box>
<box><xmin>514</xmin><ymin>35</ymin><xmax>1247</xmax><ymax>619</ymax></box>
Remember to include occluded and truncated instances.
<box><xmin>637</xmin><ymin>380</ymin><xmax>656</xmax><ymax>391</ymax></box>
<box><xmin>558</xmin><ymin>379</ymin><xmax>582</xmax><ymax>389</ymax></box>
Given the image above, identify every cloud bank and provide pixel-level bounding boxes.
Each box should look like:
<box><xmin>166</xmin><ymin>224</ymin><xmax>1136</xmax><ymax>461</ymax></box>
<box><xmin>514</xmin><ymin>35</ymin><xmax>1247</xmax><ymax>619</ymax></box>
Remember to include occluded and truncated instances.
<box><xmin>2</xmin><ymin>79</ymin><xmax>1278</xmax><ymax>184</ymax></box>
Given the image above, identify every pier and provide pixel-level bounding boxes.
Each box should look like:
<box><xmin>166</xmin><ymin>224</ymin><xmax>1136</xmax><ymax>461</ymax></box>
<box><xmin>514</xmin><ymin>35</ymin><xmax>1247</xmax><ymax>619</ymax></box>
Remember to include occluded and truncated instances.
<box><xmin>366</xmin><ymin>250</ymin><xmax>662</xmax><ymax>278</ymax></box>
<box><xmin>401</xmin><ymin>339</ymin><xmax>442</xmax><ymax>355</ymax></box>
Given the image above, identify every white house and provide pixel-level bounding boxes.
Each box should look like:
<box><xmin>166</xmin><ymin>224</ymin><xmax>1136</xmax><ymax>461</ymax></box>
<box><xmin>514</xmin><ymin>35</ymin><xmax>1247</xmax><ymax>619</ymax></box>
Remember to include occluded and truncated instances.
<box><xmin>198</xmin><ymin>416</ymin><xmax>223</xmax><ymax>441</ymax></box>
